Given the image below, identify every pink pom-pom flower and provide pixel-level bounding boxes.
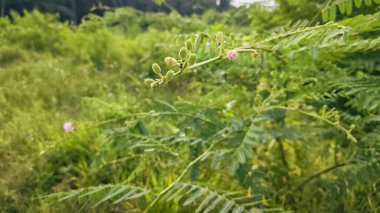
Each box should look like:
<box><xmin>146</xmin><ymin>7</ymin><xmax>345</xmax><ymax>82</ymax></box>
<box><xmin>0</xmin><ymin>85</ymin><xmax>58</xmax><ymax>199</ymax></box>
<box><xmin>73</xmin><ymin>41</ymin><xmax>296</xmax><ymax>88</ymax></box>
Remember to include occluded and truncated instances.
<box><xmin>63</xmin><ymin>122</ymin><xmax>74</xmax><ymax>132</ymax></box>
<box><xmin>226</xmin><ymin>49</ymin><xmax>238</xmax><ymax>61</ymax></box>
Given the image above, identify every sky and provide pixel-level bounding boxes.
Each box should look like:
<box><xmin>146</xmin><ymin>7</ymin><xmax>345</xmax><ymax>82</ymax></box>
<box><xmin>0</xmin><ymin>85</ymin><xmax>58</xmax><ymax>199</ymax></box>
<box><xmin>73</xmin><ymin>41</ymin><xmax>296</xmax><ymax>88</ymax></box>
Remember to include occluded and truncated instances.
<box><xmin>230</xmin><ymin>0</ymin><xmax>277</xmax><ymax>7</ymax></box>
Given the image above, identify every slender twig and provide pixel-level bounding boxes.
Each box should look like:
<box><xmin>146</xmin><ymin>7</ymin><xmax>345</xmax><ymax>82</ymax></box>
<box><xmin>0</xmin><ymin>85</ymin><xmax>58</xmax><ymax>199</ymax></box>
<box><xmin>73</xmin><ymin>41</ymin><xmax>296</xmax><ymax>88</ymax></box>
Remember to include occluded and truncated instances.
<box><xmin>143</xmin><ymin>135</ymin><xmax>226</xmax><ymax>213</ymax></box>
<box><xmin>84</xmin><ymin>111</ymin><xmax>220</xmax><ymax>129</ymax></box>
<box><xmin>172</xmin><ymin>46</ymin><xmax>283</xmax><ymax>81</ymax></box>
<box><xmin>308</xmin><ymin>0</ymin><xmax>333</xmax><ymax>27</ymax></box>
<box><xmin>237</xmin><ymin>46</ymin><xmax>286</xmax><ymax>64</ymax></box>
<box><xmin>266</xmin><ymin>106</ymin><xmax>357</xmax><ymax>143</ymax></box>
<box><xmin>193</xmin><ymin>32</ymin><xmax>210</xmax><ymax>52</ymax></box>
<box><xmin>278</xmin><ymin>140</ymin><xmax>289</xmax><ymax>177</ymax></box>
<box><xmin>296</xmin><ymin>163</ymin><xmax>348</xmax><ymax>190</ymax></box>
<box><xmin>257</xmin><ymin>23</ymin><xmax>349</xmax><ymax>45</ymax></box>
<box><xmin>100</xmin><ymin>155</ymin><xmax>142</xmax><ymax>168</ymax></box>
<box><xmin>162</xmin><ymin>1</ymin><xmax>178</xmax><ymax>13</ymax></box>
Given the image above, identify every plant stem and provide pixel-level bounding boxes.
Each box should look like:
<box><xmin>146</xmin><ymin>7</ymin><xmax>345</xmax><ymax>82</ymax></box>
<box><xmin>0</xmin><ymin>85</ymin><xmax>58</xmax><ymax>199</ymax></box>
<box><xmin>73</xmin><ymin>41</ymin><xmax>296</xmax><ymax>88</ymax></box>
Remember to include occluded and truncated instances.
<box><xmin>87</xmin><ymin>111</ymin><xmax>220</xmax><ymax>129</ymax></box>
<box><xmin>267</xmin><ymin>106</ymin><xmax>357</xmax><ymax>143</ymax></box>
<box><xmin>173</xmin><ymin>55</ymin><xmax>223</xmax><ymax>78</ymax></box>
<box><xmin>143</xmin><ymin>137</ymin><xmax>223</xmax><ymax>213</ymax></box>
<box><xmin>308</xmin><ymin>0</ymin><xmax>333</xmax><ymax>27</ymax></box>
<box><xmin>172</xmin><ymin>47</ymin><xmax>283</xmax><ymax>80</ymax></box>
<box><xmin>278</xmin><ymin>144</ymin><xmax>287</xmax><ymax>168</ymax></box>
<box><xmin>296</xmin><ymin>163</ymin><xmax>348</xmax><ymax>190</ymax></box>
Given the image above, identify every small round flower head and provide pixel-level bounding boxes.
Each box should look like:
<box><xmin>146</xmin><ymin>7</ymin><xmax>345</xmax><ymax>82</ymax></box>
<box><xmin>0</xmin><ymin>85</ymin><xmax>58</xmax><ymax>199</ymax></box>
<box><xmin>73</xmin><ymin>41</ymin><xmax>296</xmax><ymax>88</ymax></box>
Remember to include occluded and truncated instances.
<box><xmin>152</xmin><ymin>63</ymin><xmax>161</xmax><ymax>75</ymax></box>
<box><xmin>188</xmin><ymin>54</ymin><xmax>197</xmax><ymax>65</ymax></box>
<box><xmin>150</xmin><ymin>82</ymin><xmax>158</xmax><ymax>88</ymax></box>
<box><xmin>164</xmin><ymin>57</ymin><xmax>178</xmax><ymax>67</ymax></box>
<box><xmin>179</xmin><ymin>47</ymin><xmax>188</xmax><ymax>60</ymax></box>
<box><xmin>144</xmin><ymin>78</ymin><xmax>155</xmax><ymax>86</ymax></box>
<box><xmin>185</xmin><ymin>39</ymin><xmax>193</xmax><ymax>51</ymax></box>
<box><xmin>226</xmin><ymin>49</ymin><xmax>238</xmax><ymax>61</ymax></box>
<box><xmin>216</xmin><ymin>31</ymin><xmax>224</xmax><ymax>45</ymax></box>
<box><xmin>63</xmin><ymin>122</ymin><xmax>74</xmax><ymax>132</ymax></box>
<box><xmin>165</xmin><ymin>70</ymin><xmax>175</xmax><ymax>81</ymax></box>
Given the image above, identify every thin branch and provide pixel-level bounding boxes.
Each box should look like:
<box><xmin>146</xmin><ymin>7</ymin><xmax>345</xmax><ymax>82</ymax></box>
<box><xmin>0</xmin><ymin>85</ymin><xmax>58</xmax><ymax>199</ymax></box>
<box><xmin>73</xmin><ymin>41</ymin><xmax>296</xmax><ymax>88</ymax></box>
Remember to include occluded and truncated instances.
<box><xmin>296</xmin><ymin>163</ymin><xmax>348</xmax><ymax>190</ymax></box>
<box><xmin>266</xmin><ymin>106</ymin><xmax>357</xmax><ymax>143</ymax></box>
<box><xmin>307</xmin><ymin>0</ymin><xmax>333</xmax><ymax>27</ymax></box>
<box><xmin>85</xmin><ymin>111</ymin><xmax>220</xmax><ymax>129</ymax></box>
<box><xmin>171</xmin><ymin>46</ymin><xmax>283</xmax><ymax>81</ymax></box>
<box><xmin>162</xmin><ymin>1</ymin><xmax>178</xmax><ymax>14</ymax></box>
<box><xmin>143</xmin><ymin>132</ymin><xmax>227</xmax><ymax>213</ymax></box>
<box><xmin>278</xmin><ymin>140</ymin><xmax>289</xmax><ymax>180</ymax></box>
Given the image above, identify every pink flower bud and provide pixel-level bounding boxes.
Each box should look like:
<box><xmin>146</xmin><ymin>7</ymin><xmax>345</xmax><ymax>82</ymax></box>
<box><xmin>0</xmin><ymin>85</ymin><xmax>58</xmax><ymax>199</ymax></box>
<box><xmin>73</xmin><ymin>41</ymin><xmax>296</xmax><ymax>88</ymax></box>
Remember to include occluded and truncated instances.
<box><xmin>226</xmin><ymin>49</ymin><xmax>238</xmax><ymax>61</ymax></box>
<box><xmin>63</xmin><ymin>122</ymin><xmax>74</xmax><ymax>132</ymax></box>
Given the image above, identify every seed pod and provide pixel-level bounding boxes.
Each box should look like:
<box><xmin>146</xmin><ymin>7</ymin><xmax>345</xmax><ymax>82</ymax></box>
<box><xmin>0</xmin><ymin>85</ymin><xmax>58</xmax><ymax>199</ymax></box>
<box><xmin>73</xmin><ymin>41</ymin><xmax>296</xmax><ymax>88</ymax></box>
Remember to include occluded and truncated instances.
<box><xmin>179</xmin><ymin>47</ymin><xmax>188</xmax><ymax>60</ymax></box>
<box><xmin>166</xmin><ymin>70</ymin><xmax>175</xmax><ymax>81</ymax></box>
<box><xmin>164</xmin><ymin>57</ymin><xmax>178</xmax><ymax>67</ymax></box>
<box><xmin>216</xmin><ymin>31</ymin><xmax>224</xmax><ymax>45</ymax></box>
<box><xmin>152</xmin><ymin>63</ymin><xmax>161</xmax><ymax>75</ymax></box>
<box><xmin>185</xmin><ymin>39</ymin><xmax>193</xmax><ymax>51</ymax></box>
<box><xmin>144</xmin><ymin>78</ymin><xmax>155</xmax><ymax>86</ymax></box>
<box><xmin>188</xmin><ymin>54</ymin><xmax>197</xmax><ymax>65</ymax></box>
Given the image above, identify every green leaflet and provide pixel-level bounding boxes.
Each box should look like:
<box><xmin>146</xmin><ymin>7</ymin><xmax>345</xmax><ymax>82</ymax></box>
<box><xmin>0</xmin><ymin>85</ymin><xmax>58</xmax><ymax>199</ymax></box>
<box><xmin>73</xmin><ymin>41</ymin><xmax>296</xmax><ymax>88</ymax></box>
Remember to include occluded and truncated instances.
<box><xmin>364</xmin><ymin>0</ymin><xmax>372</xmax><ymax>6</ymax></box>
<box><xmin>338</xmin><ymin>1</ymin><xmax>346</xmax><ymax>14</ymax></box>
<box><xmin>113</xmin><ymin>188</ymin><xmax>139</xmax><ymax>204</ymax></box>
<box><xmin>346</xmin><ymin>0</ymin><xmax>353</xmax><ymax>15</ymax></box>
<box><xmin>122</xmin><ymin>191</ymin><xmax>147</xmax><ymax>200</ymax></box>
<box><xmin>58</xmin><ymin>189</ymin><xmax>84</xmax><ymax>201</ymax></box>
<box><xmin>183</xmin><ymin>188</ymin><xmax>208</xmax><ymax>206</ymax></box>
<box><xmin>219</xmin><ymin>200</ymin><xmax>235</xmax><ymax>213</ymax></box>
<box><xmin>229</xmin><ymin>160</ymin><xmax>240</xmax><ymax>175</ymax></box>
<box><xmin>93</xmin><ymin>185</ymin><xmax>130</xmax><ymax>207</ymax></box>
<box><xmin>232</xmin><ymin>206</ymin><xmax>245</xmax><ymax>213</ymax></box>
<box><xmin>322</xmin><ymin>9</ymin><xmax>329</xmax><ymax>22</ymax></box>
<box><xmin>166</xmin><ymin>184</ymin><xmax>189</xmax><ymax>201</ymax></box>
<box><xmin>195</xmin><ymin>192</ymin><xmax>217</xmax><ymax>213</ymax></box>
<box><xmin>354</xmin><ymin>0</ymin><xmax>363</xmax><ymax>7</ymax></box>
<box><xmin>203</xmin><ymin>196</ymin><xmax>224</xmax><ymax>213</ymax></box>
<box><xmin>329</xmin><ymin>5</ymin><xmax>337</xmax><ymax>21</ymax></box>
<box><xmin>174</xmin><ymin>183</ymin><xmax>273</xmax><ymax>213</ymax></box>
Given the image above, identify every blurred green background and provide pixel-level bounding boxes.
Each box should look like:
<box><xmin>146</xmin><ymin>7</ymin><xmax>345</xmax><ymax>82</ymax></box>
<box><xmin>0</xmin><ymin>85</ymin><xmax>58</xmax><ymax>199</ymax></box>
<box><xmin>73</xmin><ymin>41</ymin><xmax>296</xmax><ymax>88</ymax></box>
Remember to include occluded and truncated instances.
<box><xmin>0</xmin><ymin>0</ymin><xmax>379</xmax><ymax>212</ymax></box>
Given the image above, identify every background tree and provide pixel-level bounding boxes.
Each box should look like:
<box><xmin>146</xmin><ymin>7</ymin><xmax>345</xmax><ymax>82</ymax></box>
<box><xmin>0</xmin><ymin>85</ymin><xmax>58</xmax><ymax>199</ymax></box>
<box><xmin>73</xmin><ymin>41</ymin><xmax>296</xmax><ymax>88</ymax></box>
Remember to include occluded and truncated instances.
<box><xmin>0</xmin><ymin>0</ymin><xmax>231</xmax><ymax>23</ymax></box>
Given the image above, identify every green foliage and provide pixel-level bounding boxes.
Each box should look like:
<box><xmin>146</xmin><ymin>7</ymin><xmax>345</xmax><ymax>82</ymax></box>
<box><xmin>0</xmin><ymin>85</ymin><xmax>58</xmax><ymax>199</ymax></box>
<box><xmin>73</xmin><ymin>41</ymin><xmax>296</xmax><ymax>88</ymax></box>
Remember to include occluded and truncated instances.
<box><xmin>322</xmin><ymin>0</ymin><xmax>380</xmax><ymax>21</ymax></box>
<box><xmin>45</xmin><ymin>184</ymin><xmax>149</xmax><ymax>207</ymax></box>
<box><xmin>1</xmin><ymin>2</ymin><xmax>380</xmax><ymax>213</ymax></box>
